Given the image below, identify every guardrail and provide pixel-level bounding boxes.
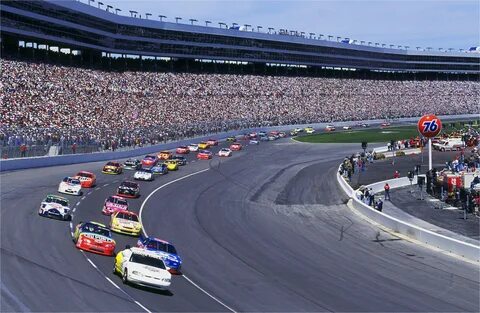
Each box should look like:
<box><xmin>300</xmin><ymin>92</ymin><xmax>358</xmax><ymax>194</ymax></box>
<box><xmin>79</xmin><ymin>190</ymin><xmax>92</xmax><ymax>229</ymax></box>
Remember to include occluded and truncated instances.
<box><xmin>336</xmin><ymin>165</ymin><xmax>480</xmax><ymax>262</ymax></box>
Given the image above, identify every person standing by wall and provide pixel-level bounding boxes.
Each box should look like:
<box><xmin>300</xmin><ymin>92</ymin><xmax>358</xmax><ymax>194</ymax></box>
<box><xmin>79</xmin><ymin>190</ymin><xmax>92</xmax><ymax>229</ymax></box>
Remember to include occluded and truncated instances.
<box><xmin>384</xmin><ymin>183</ymin><xmax>391</xmax><ymax>200</ymax></box>
<box><xmin>20</xmin><ymin>143</ymin><xmax>27</xmax><ymax>157</ymax></box>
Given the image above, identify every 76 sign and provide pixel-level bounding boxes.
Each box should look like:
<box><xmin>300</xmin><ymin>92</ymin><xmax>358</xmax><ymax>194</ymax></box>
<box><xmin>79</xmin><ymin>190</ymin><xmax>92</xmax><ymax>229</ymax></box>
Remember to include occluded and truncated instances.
<box><xmin>418</xmin><ymin>114</ymin><xmax>442</xmax><ymax>138</ymax></box>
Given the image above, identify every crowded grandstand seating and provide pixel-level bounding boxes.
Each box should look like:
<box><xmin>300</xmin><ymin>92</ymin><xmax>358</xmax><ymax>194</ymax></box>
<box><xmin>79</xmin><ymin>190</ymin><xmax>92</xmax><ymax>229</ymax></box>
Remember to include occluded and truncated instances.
<box><xmin>1</xmin><ymin>59</ymin><xmax>479</xmax><ymax>154</ymax></box>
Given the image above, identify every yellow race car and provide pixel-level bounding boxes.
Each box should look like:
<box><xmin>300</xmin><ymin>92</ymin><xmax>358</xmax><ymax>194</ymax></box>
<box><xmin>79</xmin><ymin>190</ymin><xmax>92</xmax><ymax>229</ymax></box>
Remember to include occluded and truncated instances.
<box><xmin>198</xmin><ymin>142</ymin><xmax>210</xmax><ymax>150</ymax></box>
<box><xmin>304</xmin><ymin>127</ymin><xmax>315</xmax><ymax>134</ymax></box>
<box><xmin>110</xmin><ymin>211</ymin><xmax>142</xmax><ymax>236</ymax></box>
<box><xmin>102</xmin><ymin>161</ymin><xmax>123</xmax><ymax>175</ymax></box>
<box><xmin>164</xmin><ymin>160</ymin><xmax>179</xmax><ymax>171</ymax></box>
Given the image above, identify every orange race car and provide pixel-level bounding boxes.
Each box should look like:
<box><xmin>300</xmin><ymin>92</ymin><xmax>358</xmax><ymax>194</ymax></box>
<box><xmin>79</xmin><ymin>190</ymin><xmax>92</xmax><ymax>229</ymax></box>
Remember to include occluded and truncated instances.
<box><xmin>158</xmin><ymin>151</ymin><xmax>172</xmax><ymax>160</ymax></box>
<box><xmin>74</xmin><ymin>171</ymin><xmax>96</xmax><ymax>188</ymax></box>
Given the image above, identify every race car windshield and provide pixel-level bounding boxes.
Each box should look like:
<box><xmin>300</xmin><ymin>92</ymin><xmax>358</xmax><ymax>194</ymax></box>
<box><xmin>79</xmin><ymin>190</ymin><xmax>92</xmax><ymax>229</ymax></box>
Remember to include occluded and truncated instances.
<box><xmin>106</xmin><ymin>162</ymin><xmax>117</xmax><ymax>166</ymax></box>
<box><xmin>144</xmin><ymin>155</ymin><xmax>156</xmax><ymax>159</ymax></box>
<box><xmin>77</xmin><ymin>172</ymin><xmax>92</xmax><ymax>178</ymax></box>
<box><xmin>69</xmin><ymin>179</ymin><xmax>81</xmax><ymax>185</ymax></box>
<box><xmin>121</xmin><ymin>182</ymin><xmax>138</xmax><ymax>188</ymax></box>
<box><xmin>147</xmin><ymin>241</ymin><xmax>177</xmax><ymax>254</ymax></box>
<box><xmin>47</xmin><ymin>197</ymin><xmax>68</xmax><ymax>206</ymax></box>
<box><xmin>82</xmin><ymin>223</ymin><xmax>111</xmax><ymax>237</ymax></box>
<box><xmin>130</xmin><ymin>254</ymin><xmax>166</xmax><ymax>269</ymax></box>
<box><xmin>116</xmin><ymin>212</ymin><xmax>138</xmax><ymax>221</ymax></box>
<box><xmin>109</xmin><ymin>197</ymin><xmax>127</xmax><ymax>206</ymax></box>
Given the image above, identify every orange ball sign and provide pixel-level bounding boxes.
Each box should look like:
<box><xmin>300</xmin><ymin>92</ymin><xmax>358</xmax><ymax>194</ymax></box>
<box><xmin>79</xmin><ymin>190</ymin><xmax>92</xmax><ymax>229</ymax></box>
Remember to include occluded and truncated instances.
<box><xmin>418</xmin><ymin>114</ymin><xmax>442</xmax><ymax>137</ymax></box>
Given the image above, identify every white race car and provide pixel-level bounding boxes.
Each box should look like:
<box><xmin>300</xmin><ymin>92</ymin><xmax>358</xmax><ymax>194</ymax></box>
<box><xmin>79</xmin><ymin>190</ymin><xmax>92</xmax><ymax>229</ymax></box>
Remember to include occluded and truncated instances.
<box><xmin>187</xmin><ymin>144</ymin><xmax>199</xmax><ymax>152</ymax></box>
<box><xmin>38</xmin><ymin>194</ymin><xmax>71</xmax><ymax>220</ymax></box>
<box><xmin>114</xmin><ymin>247</ymin><xmax>172</xmax><ymax>290</ymax></box>
<box><xmin>218</xmin><ymin>148</ymin><xmax>232</xmax><ymax>157</ymax></box>
<box><xmin>342</xmin><ymin>126</ymin><xmax>352</xmax><ymax>130</ymax></box>
<box><xmin>58</xmin><ymin>177</ymin><xmax>82</xmax><ymax>196</ymax></box>
<box><xmin>249</xmin><ymin>139</ymin><xmax>259</xmax><ymax>145</ymax></box>
<box><xmin>134</xmin><ymin>169</ymin><xmax>154</xmax><ymax>181</ymax></box>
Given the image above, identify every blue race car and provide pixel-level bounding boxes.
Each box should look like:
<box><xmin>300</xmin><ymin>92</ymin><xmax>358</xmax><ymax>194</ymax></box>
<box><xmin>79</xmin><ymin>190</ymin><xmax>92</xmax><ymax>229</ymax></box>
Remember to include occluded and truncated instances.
<box><xmin>151</xmin><ymin>163</ymin><xmax>168</xmax><ymax>175</ymax></box>
<box><xmin>137</xmin><ymin>235</ymin><xmax>182</xmax><ymax>273</ymax></box>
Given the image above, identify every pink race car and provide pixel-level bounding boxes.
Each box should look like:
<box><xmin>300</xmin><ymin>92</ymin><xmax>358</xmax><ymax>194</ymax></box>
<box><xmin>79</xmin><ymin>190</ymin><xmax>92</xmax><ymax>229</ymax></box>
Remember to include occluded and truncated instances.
<box><xmin>102</xmin><ymin>195</ymin><xmax>128</xmax><ymax>215</ymax></box>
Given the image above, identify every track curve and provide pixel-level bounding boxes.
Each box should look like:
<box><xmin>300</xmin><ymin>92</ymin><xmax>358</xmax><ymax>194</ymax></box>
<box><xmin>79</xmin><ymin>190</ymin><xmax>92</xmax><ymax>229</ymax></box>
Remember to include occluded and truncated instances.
<box><xmin>1</xmin><ymin>138</ymin><xmax>479</xmax><ymax>312</ymax></box>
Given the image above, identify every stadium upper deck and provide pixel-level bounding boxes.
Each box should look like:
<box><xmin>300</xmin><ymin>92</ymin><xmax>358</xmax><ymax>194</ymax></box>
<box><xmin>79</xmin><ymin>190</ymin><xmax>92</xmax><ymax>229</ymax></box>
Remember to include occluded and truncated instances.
<box><xmin>1</xmin><ymin>0</ymin><xmax>479</xmax><ymax>74</ymax></box>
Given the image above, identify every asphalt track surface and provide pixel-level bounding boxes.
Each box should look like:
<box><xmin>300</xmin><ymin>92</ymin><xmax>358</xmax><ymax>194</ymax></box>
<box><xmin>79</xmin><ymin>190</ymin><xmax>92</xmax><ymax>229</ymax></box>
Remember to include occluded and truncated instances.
<box><xmin>1</xmin><ymin>137</ymin><xmax>479</xmax><ymax>312</ymax></box>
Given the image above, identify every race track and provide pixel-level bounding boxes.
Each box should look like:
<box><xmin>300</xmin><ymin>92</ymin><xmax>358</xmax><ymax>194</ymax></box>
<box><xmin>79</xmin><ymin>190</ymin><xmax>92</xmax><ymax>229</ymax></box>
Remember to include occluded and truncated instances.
<box><xmin>1</xmin><ymin>137</ymin><xmax>479</xmax><ymax>312</ymax></box>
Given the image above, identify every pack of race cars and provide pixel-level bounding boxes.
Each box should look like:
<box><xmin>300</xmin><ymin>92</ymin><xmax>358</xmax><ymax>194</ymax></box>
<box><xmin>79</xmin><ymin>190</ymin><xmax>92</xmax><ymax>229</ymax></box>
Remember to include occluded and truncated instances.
<box><xmin>37</xmin><ymin>132</ymin><xmax>282</xmax><ymax>291</ymax></box>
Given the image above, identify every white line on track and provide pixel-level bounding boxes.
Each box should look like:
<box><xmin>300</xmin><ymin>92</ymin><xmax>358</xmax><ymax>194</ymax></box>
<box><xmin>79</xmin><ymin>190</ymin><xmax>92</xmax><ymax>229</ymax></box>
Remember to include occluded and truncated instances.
<box><xmin>103</xmin><ymin>183</ymin><xmax>109</xmax><ymax>187</ymax></box>
<box><xmin>81</xmin><ymin>196</ymin><xmax>86</xmax><ymax>200</ymax></box>
<box><xmin>139</xmin><ymin>168</ymin><xmax>237</xmax><ymax>313</ymax></box>
<box><xmin>86</xmin><ymin>258</ymin><xmax>97</xmax><ymax>269</ymax></box>
<box><xmin>105</xmin><ymin>277</ymin><xmax>121</xmax><ymax>290</ymax></box>
<box><xmin>88</xmin><ymin>191</ymin><xmax>93</xmax><ymax>195</ymax></box>
<box><xmin>75</xmin><ymin>202</ymin><xmax>81</xmax><ymax>206</ymax></box>
<box><xmin>95</xmin><ymin>187</ymin><xmax>101</xmax><ymax>191</ymax></box>
<box><xmin>69</xmin><ymin>222</ymin><xmax>73</xmax><ymax>230</ymax></box>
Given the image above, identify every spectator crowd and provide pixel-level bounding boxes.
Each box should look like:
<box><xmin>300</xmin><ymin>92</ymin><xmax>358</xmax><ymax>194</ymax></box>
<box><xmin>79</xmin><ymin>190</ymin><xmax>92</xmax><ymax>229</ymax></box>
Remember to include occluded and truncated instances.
<box><xmin>1</xmin><ymin>59</ymin><xmax>479</xmax><ymax>154</ymax></box>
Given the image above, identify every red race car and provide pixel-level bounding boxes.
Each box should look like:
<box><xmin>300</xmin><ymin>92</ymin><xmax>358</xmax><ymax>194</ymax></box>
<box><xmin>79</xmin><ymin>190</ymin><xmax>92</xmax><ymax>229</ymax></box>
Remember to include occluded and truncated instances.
<box><xmin>74</xmin><ymin>171</ymin><xmax>96</xmax><ymax>188</ymax></box>
<box><xmin>197</xmin><ymin>150</ymin><xmax>213</xmax><ymax>160</ymax></box>
<box><xmin>176</xmin><ymin>146</ymin><xmax>190</xmax><ymax>154</ymax></box>
<box><xmin>102</xmin><ymin>195</ymin><xmax>128</xmax><ymax>215</ymax></box>
<box><xmin>230</xmin><ymin>143</ymin><xmax>242</xmax><ymax>151</ymax></box>
<box><xmin>142</xmin><ymin>155</ymin><xmax>158</xmax><ymax>168</ymax></box>
<box><xmin>206</xmin><ymin>139</ymin><xmax>218</xmax><ymax>146</ymax></box>
<box><xmin>73</xmin><ymin>221</ymin><xmax>115</xmax><ymax>256</ymax></box>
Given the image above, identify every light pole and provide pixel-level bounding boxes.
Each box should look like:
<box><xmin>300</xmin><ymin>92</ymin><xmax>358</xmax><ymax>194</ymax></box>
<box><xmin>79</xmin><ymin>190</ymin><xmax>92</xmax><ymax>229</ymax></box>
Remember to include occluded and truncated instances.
<box><xmin>129</xmin><ymin>10</ymin><xmax>137</xmax><ymax>17</ymax></box>
<box><xmin>368</xmin><ymin>41</ymin><xmax>372</xmax><ymax>46</ymax></box>
<box><xmin>97</xmin><ymin>1</ymin><xmax>103</xmax><ymax>9</ymax></box>
<box><xmin>416</xmin><ymin>46</ymin><xmax>421</xmax><ymax>50</ymax></box>
<box><xmin>257</xmin><ymin>26</ymin><xmax>262</xmax><ymax>32</ymax></box>
<box><xmin>115</xmin><ymin>8</ymin><xmax>121</xmax><ymax>14</ymax></box>
<box><xmin>88</xmin><ymin>0</ymin><xmax>94</xmax><ymax>6</ymax></box>
<box><xmin>382</xmin><ymin>44</ymin><xmax>386</xmax><ymax>47</ymax></box>
<box><xmin>232</xmin><ymin>22</ymin><xmax>238</xmax><ymax>29</ymax></box>
<box><xmin>426</xmin><ymin>47</ymin><xmax>432</xmax><ymax>51</ymax></box>
<box><xmin>106</xmin><ymin>5</ymin><xmax>113</xmax><ymax>12</ymax></box>
<box><xmin>268</xmin><ymin>27</ymin><xmax>274</xmax><ymax>34</ymax></box>
<box><xmin>361</xmin><ymin>40</ymin><xmax>365</xmax><ymax>45</ymax></box>
<box><xmin>309</xmin><ymin>32</ymin><xmax>315</xmax><ymax>39</ymax></box>
<box><xmin>205</xmin><ymin>20</ymin><xmax>211</xmax><ymax>27</ymax></box>
<box><xmin>375</xmin><ymin>43</ymin><xmax>379</xmax><ymax>47</ymax></box>
<box><xmin>404</xmin><ymin>46</ymin><xmax>409</xmax><ymax>50</ymax></box>
<box><xmin>336</xmin><ymin>36</ymin><xmax>341</xmax><ymax>42</ymax></box>
<box><xmin>397</xmin><ymin>45</ymin><xmax>402</xmax><ymax>49</ymax></box>
<box><xmin>244</xmin><ymin>24</ymin><xmax>251</xmax><ymax>31</ymax></box>
<box><xmin>300</xmin><ymin>31</ymin><xmax>305</xmax><ymax>37</ymax></box>
<box><xmin>390</xmin><ymin>44</ymin><xmax>394</xmax><ymax>48</ymax></box>
<box><xmin>189</xmin><ymin>18</ymin><xmax>197</xmax><ymax>25</ymax></box>
<box><xmin>328</xmin><ymin>35</ymin><xmax>333</xmax><ymax>41</ymax></box>
<box><xmin>158</xmin><ymin>15</ymin><xmax>166</xmax><ymax>22</ymax></box>
<box><xmin>318</xmin><ymin>34</ymin><xmax>323</xmax><ymax>40</ymax></box>
<box><xmin>145</xmin><ymin>13</ymin><xmax>152</xmax><ymax>19</ymax></box>
<box><xmin>175</xmin><ymin>17</ymin><xmax>182</xmax><ymax>23</ymax></box>
<box><xmin>219</xmin><ymin>22</ymin><xmax>226</xmax><ymax>29</ymax></box>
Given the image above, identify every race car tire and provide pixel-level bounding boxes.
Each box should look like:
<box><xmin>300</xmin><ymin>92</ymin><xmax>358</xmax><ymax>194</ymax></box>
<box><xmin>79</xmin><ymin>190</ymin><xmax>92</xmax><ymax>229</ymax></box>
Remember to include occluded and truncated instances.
<box><xmin>113</xmin><ymin>262</ymin><xmax>117</xmax><ymax>274</ymax></box>
<box><xmin>122</xmin><ymin>269</ymin><xmax>129</xmax><ymax>284</ymax></box>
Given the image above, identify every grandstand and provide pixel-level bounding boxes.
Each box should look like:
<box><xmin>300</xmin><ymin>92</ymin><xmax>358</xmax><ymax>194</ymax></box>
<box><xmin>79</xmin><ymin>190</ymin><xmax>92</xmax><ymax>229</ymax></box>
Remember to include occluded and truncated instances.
<box><xmin>1</xmin><ymin>0</ymin><xmax>479</xmax><ymax>78</ymax></box>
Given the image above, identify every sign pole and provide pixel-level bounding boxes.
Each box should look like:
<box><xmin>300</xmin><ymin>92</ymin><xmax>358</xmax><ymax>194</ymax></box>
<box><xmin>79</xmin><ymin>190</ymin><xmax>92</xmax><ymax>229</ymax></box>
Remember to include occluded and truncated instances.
<box><xmin>428</xmin><ymin>138</ymin><xmax>432</xmax><ymax>170</ymax></box>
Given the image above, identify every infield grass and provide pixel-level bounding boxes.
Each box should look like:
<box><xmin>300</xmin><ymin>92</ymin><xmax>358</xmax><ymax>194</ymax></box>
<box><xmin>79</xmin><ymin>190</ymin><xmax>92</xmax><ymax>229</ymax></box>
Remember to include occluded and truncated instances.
<box><xmin>294</xmin><ymin>126</ymin><xmax>420</xmax><ymax>143</ymax></box>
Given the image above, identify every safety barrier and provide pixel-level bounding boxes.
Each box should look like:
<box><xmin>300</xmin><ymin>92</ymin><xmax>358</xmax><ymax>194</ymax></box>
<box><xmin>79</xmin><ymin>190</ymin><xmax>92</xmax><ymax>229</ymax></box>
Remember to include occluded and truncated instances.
<box><xmin>336</xmin><ymin>166</ymin><xmax>480</xmax><ymax>262</ymax></box>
